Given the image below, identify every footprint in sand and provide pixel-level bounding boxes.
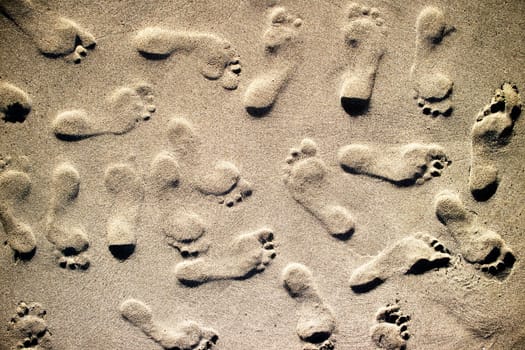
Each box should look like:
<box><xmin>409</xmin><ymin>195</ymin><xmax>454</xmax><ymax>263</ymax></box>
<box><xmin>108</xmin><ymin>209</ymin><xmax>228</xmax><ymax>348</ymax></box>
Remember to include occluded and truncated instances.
<box><xmin>349</xmin><ymin>232</ymin><xmax>450</xmax><ymax>293</ymax></box>
<box><xmin>0</xmin><ymin>0</ymin><xmax>95</xmax><ymax>63</ymax></box>
<box><xmin>469</xmin><ymin>83</ymin><xmax>522</xmax><ymax>201</ymax></box>
<box><xmin>283</xmin><ymin>138</ymin><xmax>355</xmax><ymax>240</ymax></box>
<box><xmin>340</xmin><ymin>2</ymin><xmax>386</xmax><ymax>115</ymax></box>
<box><xmin>0</xmin><ymin>169</ymin><xmax>36</xmax><ymax>260</ymax></box>
<box><xmin>104</xmin><ymin>163</ymin><xmax>144</xmax><ymax>260</ymax></box>
<box><xmin>174</xmin><ymin>228</ymin><xmax>276</xmax><ymax>286</ymax></box>
<box><xmin>337</xmin><ymin>143</ymin><xmax>451</xmax><ymax>186</ymax></box>
<box><xmin>162</xmin><ymin>211</ymin><xmax>210</xmax><ymax>258</ymax></box>
<box><xmin>9</xmin><ymin>301</ymin><xmax>52</xmax><ymax>350</ymax></box>
<box><xmin>120</xmin><ymin>298</ymin><xmax>219</xmax><ymax>350</ymax></box>
<box><xmin>46</xmin><ymin>163</ymin><xmax>90</xmax><ymax>270</ymax></box>
<box><xmin>167</xmin><ymin>117</ymin><xmax>253</xmax><ymax>207</ymax></box>
<box><xmin>410</xmin><ymin>6</ymin><xmax>455</xmax><ymax>116</ymax></box>
<box><xmin>243</xmin><ymin>6</ymin><xmax>303</xmax><ymax>116</ymax></box>
<box><xmin>52</xmin><ymin>82</ymin><xmax>156</xmax><ymax>141</ymax></box>
<box><xmin>0</xmin><ymin>82</ymin><xmax>32</xmax><ymax>123</ymax></box>
<box><xmin>134</xmin><ymin>27</ymin><xmax>241</xmax><ymax>90</ymax></box>
<box><xmin>282</xmin><ymin>263</ymin><xmax>336</xmax><ymax>349</ymax></box>
<box><xmin>370</xmin><ymin>303</ymin><xmax>410</xmax><ymax>350</ymax></box>
<box><xmin>435</xmin><ymin>190</ymin><xmax>516</xmax><ymax>278</ymax></box>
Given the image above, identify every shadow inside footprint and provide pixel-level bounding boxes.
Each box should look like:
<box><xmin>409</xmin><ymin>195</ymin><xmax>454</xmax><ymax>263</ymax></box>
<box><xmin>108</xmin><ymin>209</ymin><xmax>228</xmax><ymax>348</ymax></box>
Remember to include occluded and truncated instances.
<box><xmin>341</xmin><ymin>97</ymin><xmax>370</xmax><ymax>116</ymax></box>
<box><xmin>3</xmin><ymin>103</ymin><xmax>31</xmax><ymax>123</ymax></box>
<box><xmin>109</xmin><ymin>244</ymin><xmax>136</xmax><ymax>260</ymax></box>
<box><xmin>405</xmin><ymin>256</ymin><xmax>451</xmax><ymax>275</ymax></box>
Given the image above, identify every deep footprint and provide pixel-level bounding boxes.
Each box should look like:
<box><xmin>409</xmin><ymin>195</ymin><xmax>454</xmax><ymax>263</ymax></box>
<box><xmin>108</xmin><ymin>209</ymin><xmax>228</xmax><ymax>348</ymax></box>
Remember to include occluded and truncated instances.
<box><xmin>349</xmin><ymin>232</ymin><xmax>450</xmax><ymax>293</ymax></box>
<box><xmin>469</xmin><ymin>83</ymin><xmax>522</xmax><ymax>201</ymax></box>
<box><xmin>120</xmin><ymin>298</ymin><xmax>219</xmax><ymax>350</ymax></box>
<box><xmin>243</xmin><ymin>6</ymin><xmax>303</xmax><ymax>116</ymax></box>
<box><xmin>370</xmin><ymin>303</ymin><xmax>410</xmax><ymax>350</ymax></box>
<box><xmin>134</xmin><ymin>27</ymin><xmax>241</xmax><ymax>90</ymax></box>
<box><xmin>53</xmin><ymin>82</ymin><xmax>156</xmax><ymax>141</ymax></box>
<box><xmin>340</xmin><ymin>2</ymin><xmax>386</xmax><ymax>115</ymax></box>
<box><xmin>282</xmin><ymin>263</ymin><xmax>337</xmax><ymax>347</ymax></box>
<box><xmin>338</xmin><ymin>143</ymin><xmax>450</xmax><ymax>186</ymax></box>
<box><xmin>46</xmin><ymin>163</ymin><xmax>90</xmax><ymax>270</ymax></box>
<box><xmin>283</xmin><ymin>138</ymin><xmax>355</xmax><ymax>239</ymax></box>
<box><xmin>105</xmin><ymin>163</ymin><xmax>144</xmax><ymax>260</ymax></box>
<box><xmin>9</xmin><ymin>301</ymin><xmax>52</xmax><ymax>350</ymax></box>
<box><xmin>435</xmin><ymin>190</ymin><xmax>516</xmax><ymax>278</ymax></box>
<box><xmin>0</xmin><ymin>81</ymin><xmax>32</xmax><ymax>123</ymax></box>
<box><xmin>410</xmin><ymin>6</ymin><xmax>455</xmax><ymax>116</ymax></box>
<box><xmin>174</xmin><ymin>228</ymin><xmax>276</xmax><ymax>286</ymax></box>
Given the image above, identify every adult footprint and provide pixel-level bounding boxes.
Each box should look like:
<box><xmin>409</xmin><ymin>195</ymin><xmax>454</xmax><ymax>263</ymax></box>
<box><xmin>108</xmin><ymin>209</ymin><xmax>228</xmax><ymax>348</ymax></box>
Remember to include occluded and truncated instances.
<box><xmin>174</xmin><ymin>228</ymin><xmax>276</xmax><ymax>286</ymax></box>
<box><xmin>410</xmin><ymin>7</ymin><xmax>455</xmax><ymax>116</ymax></box>
<box><xmin>46</xmin><ymin>163</ymin><xmax>90</xmax><ymax>270</ymax></box>
<box><xmin>338</xmin><ymin>143</ymin><xmax>450</xmax><ymax>186</ymax></box>
<box><xmin>282</xmin><ymin>263</ymin><xmax>336</xmax><ymax>348</ymax></box>
<box><xmin>120</xmin><ymin>298</ymin><xmax>219</xmax><ymax>350</ymax></box>
<box><xmin>469</xmin><ymin>83</ymin><xmax>522</xmax><ymax>201</ymax></box>
<box><xmin>349</xmin><ymin>232</ymin><xmax>450</xmax><ymax>293</ymax></box>
<box><xmin>370</xmin><ymin>303</ymin><xmax>410</xmax><ymax>350</ymax></box>
<box><xmin>435</xmin><ymin>190</ymin><xmax>516</xmax><ymax>278</ymax></box>
<box><xmin>105</xmin><ymin>163</ymin><xmax>144</xmax><ymax>260</ymax></box>
<box><xmin>243</xmin><ymin>6</ymin><xmax>303</xmax><ymax>116</ymax></box>
<box><xmin>53</xmin><ymin>82</ymin><xmax>156</xmax><ymax>141</ymax></box>
<box><xmin>9</xmin><ymin>301</ymin><xmax>52</xmax><ymax>350</ymax></box>
<box><xmin>0</xmin><ymin>0</ymin><xmax>95</xmax><ymax>63</ymax></box>
<box><xmin>340</xmin><ymin>2</ymin><xmax>386</xmax><ymax>115</ymax></box>
<box><xmin>283</xmin><ymin>138</ymin><xmax>355</xmax><ymax>239</ymax></box>
<box><xmin>134</xmin><ymin>27</ymin><xmax>241</xmax><ymax>90</ymax></box>
<box><xmin>0</xmin><ymin>82</ymin><xmax>32</xmax><ymax>123</ymax></box>
<box><xmin>0</xmin><ymin>170</ymin><xmax>36</xmax><ymax>259</ymax></box>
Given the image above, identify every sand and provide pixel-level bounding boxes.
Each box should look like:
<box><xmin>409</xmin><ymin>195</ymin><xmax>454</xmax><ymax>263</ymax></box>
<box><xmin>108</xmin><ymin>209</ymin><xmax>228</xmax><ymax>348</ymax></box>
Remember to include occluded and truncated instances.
<box><xmin>0</xmin><ymin>0</ymin><xmax>524</xmax><ymax>349</ymax></box>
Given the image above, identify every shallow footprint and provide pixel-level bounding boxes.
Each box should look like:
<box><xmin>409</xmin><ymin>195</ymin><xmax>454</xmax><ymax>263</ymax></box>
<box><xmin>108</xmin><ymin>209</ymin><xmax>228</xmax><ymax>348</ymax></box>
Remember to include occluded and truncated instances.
<box><xmin>0</xmin><ymin>81</ymin><xmax>32</xmax><ymax>123</ymax></box>
<box><xmin>9</xmin><ymin>301</ymin><xmax>52</xmax><ymax>350</ymax></box>
<box><xmin>0</xmin><ymin>170</ymin><xmax>36</xmax><ymax>259</ymax></box>
<box><xmin>243</xmin><ymin>6</ymin><xmax>303</xmax><ymax>116</ymax></box>
<box><xmin>120</xmin><ymin>298</ymin><xmax>219</xmax><ymax>350</ymax></box>
<box><xmin>174</xmin><ymin>228</ymin><xmax>276</xmax><ymax>286</ymax></box>
<box><xmin>340</xmin><ymin>2</ymin><xmax>386</xmax><ymax>115</ymax></box>
<box><xmin>349</xmin><ymin>232</ymin><xmax>450</xmax><ymax>293</ymax></box>
<box><xmin>162</xmin><ymin>211</ymin><xmax>210</xmax><ymax>258</ymax></box>
<box><xmin>46</xmin><ymin>163</ymin><xmax>90</xmax><ymax>270</ymax></box>
<box><xmin>134</xmin><ymin>27</ymin><xmax>241</xmax><ymax>90</ymax></box>
<box><xmin>105</xmin><ymin>163</ymin><xmax>144</xmax><ymax>260</ymax></box>
<box><xmin>435</xmin><ymin>190</ymin><xmax>516</xmax><ymax>278</ymax></box>
<box><xmin>370</xmin><ymin>303</ymin><xmax>410</xmax><ymax>350</ymax></box>
<box><xmin>469</xmin><ymin>82</ymin><xmax>522</xmax><ymax>201</ymax></box>
<box><xmin>53</xmin><ymin>82</ymin><xmax>156</xmax><ymax>141</ymax></box>
<box><xmin>410</xmin><ymin>6</ymin><xmax>455</xmax><ymax>116</ymax></box>
<box><xmin>283</xmin><ymin>138</ymin><xmax>355</xmax><ymax>239</ymax></box>
<box><xmin>282</xmin><ymin>263</ymin><xmax>336</xmax><ymax>348</ymax></box>
<box><xmin>338</xmin><ymin>143</ymin><xmax>450</xmax><ymax>186</ymax></box>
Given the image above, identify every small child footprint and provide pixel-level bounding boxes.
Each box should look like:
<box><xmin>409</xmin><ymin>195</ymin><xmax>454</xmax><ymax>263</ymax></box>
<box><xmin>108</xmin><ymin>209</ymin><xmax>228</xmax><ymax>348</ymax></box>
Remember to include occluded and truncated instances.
<box><xmin>9</xmin><ymin>301</ymin><xmax>52</xmax><ymax>350</ymax></box>
<box><xmin>340</xmin><ymin>2</ymin><xmax>386</xmax><ymax>115</ymax></box>
<box><xmin>162</xmin><ymin>211</ymin><xmax>210</xmax><ymax>258</ymax></box>
<box><xmin>283</xmin><ymin>138</ymin><xmax>355</xmax><ymax>239</ymax></box>
<box><xmin>0</xmin><ymin>81</ymin><xmax>32</xmax><ymax>123</ymax></box>
<box><xmin>370</xmin><ymin>303</ymin><xmax>410</xmax><ymax>350</ymax></box>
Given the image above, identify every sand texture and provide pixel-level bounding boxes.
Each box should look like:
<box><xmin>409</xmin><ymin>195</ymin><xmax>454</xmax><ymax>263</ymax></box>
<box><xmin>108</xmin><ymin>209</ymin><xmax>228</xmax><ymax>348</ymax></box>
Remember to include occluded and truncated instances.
<box><xmin>1</xmin><ymin>0</ymin><xmax>525</xmax><ymax>349</ymax></box>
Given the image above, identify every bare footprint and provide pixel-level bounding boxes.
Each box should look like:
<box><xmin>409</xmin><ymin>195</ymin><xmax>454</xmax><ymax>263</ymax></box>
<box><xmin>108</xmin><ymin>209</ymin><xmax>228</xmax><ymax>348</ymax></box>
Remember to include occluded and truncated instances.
<box><xmin>338</xmin><ymin>143</ymin><xmax>450</xmax><ymax>186</ymax></box>
<box><xmin>410</xmin><ymin>7</ymin><xmax>455</xmax><ymax>116</ymax></box>
<box><xmin>0</xmin><ymin>0</ymin><xmax>95</xmax><ymax>63</ymax></box>
<box><xmin>9</xmin><ymin>301</ymin><xmax>52</xmax><ymax>350</ymax></box>
<box><xmin>174</xmin><ymin>228</ymin><xmax>276</xmax><ymax>286</ymax></box>
<box><xmin>340</xmin><ymin>2</ymin><xmax>386</xmax><ymax>115</ymax></box>
<box><xmin>370</xmin><ymin>303</ymin><xmax>410</xmax><ymax>350</ymax></box>
<box><xmin>134</xmin><ymin>27</ymin><xmax>241</xmax><ymax>90</ymax></box>
<box><xmin>0</xmin><ymin>170</ymin><xmax>36</xmax><ymax>259</ymax></box>
<box><xmin>283</xmin><ymin>138</ymin><xmax>355</xmax><ymax>239</ymax></box>
<box><xmin>0</xmin><ymin>81</ymin><xmax>32</xmax><ymax>123</ymax></box>
<box><xmin>104</xmin><ymin>163</ymin><xmax>144</xmax><ymax>260</ymax></box>
<box><xmin>162</xmin><ymin>211</ymin><xmax>210</xmax><ymax>258</ymax></box>
<box><xmin>53</xmin><ymin>82</ymin><xmax>156</xmax><ymax>141</ymax></box>
<box><xmin>167</xmin><ymin>117</ymin><xmax>253</xmax><ymax>207</ymax></box>
<box><xmin>46</xmin><ymin>163</ymin><xmax>90</xmax><ymax>270</ymax></box>
<box><xmin>349</xmin><ymin>232</ymin><xmax>450</xmax><ymax>293</ymax></box>
<box><xmin>120</xmin><ymin>298</ymin><xmax>219</xmax><ymax>350</ymax></box>
<box><xmin>243</xmin><ymin>6</ymin><xmax>303</xmax><ymax>116</ymax></box>
<box><xmin>282</xmin><ymin>263</ymin><xmax>336</xmax><ymax>348</ymax></box>
<box><xmin>469</xmin><ymin>83</ymin><xmax>522</xmax><ymax>201</ymax></box>
<box><xmin>435</xmin><ymin>190</ymin><xmax>516</xmax><ymax>278</ymax></box>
